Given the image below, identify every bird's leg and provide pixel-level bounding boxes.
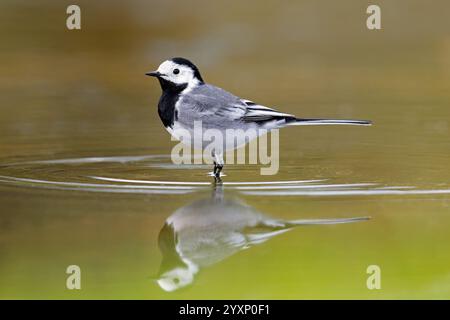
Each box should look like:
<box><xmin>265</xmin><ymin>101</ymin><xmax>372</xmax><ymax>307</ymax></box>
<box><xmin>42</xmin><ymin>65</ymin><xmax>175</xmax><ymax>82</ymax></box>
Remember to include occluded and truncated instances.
<box><xmin>212</xmin><ymin>162</ymin><xmax>222</xmax><ymax>183</ymax></box>
<box><xmin>212</xmin><ymin>172</ymin><xmax>223</xmax><ymax>190</ymax></box>
<box><xmin>214</xmin><ymin>174</ymin><xmax>222</xmax><ymax>183</ymax></box>
<box><xmin>215</xmin><ymin>163</ymin><xmax>223</xmax><ymax>178</ymax></box>
<box><xmin>212</xmin><ymin>166</ymin><xmax>223</xmax><ymax>183</ymax></box>
<box><xmin>212</xmin><ymin>151</ymin><xmax>224</xmax><ymax>180</ymax></box>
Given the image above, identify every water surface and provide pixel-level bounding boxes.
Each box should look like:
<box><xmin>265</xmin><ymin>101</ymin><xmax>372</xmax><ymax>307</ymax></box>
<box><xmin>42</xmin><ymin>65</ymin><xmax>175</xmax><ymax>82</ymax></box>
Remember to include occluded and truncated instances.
<box><xmin>0</xmin><ymin>0</ymin><xmax>450</xmax><ymax>299</ymax></box>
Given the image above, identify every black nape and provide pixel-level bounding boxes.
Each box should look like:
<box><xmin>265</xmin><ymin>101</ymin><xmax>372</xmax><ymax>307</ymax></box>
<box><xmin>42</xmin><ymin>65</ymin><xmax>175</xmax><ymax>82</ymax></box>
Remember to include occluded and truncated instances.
<box><xmin>170</xmin><ymin>57</ymin><xmax>204</xmax><ymax>83</ymax></box>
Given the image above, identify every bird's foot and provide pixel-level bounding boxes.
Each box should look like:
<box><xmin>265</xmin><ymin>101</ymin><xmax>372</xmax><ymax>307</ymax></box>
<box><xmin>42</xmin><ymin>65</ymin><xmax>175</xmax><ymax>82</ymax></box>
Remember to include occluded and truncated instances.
<box><xmin>213</xmin><ymin>162</ymin><xmax>224</xmax><ymax>181</ymax></box>
<box><xmin>214</xmin><ymin>175</ymin><xmax>222</xmax><ymax>184</ymax></box>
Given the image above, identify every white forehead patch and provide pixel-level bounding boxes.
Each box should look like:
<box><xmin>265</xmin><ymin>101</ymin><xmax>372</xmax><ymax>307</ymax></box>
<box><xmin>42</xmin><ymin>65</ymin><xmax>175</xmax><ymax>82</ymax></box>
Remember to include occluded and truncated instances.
<box><xmin>156</xmin><ymin>60</ymin><xmax>199</xmax><ymax>86</ymax></box>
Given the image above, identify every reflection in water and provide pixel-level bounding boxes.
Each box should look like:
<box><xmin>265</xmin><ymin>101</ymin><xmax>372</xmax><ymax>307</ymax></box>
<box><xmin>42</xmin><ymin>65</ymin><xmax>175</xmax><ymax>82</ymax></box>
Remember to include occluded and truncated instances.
<box><xmin>156</xmin><ymin>184</ymin><xmax>369</xmax><ymax>292</ymax></box>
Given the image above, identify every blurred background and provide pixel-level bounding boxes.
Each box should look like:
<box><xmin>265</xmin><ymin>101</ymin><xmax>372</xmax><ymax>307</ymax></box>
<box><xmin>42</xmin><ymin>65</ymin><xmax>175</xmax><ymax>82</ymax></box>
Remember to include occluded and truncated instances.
<box><xmin>0</xmin><ymin>0</ymin><xmax>449</xmax><ymax>299</ymax></box>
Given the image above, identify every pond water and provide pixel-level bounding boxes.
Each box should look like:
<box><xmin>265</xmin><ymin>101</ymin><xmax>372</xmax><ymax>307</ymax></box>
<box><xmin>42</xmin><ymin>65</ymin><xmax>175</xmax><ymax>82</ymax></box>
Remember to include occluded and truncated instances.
<box><xmin>0</xmin><ymin>0</ymin><xmax>449</xmax><ymax>299</ymax></box>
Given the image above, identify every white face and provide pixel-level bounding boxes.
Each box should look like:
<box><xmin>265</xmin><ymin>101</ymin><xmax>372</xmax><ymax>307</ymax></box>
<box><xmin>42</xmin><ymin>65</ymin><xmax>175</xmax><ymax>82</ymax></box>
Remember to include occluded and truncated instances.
<box><xmin>156</xmin><ymin>60</ymin><xmax>198</xmax><ymax>86</ymax></box>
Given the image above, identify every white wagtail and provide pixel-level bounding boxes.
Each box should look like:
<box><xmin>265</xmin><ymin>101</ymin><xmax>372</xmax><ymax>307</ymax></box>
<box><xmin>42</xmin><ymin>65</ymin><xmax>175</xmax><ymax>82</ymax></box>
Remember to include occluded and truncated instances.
<box><xmin>156</xmin><ymin>185</ymin><xmax>369</xmax><ymax>291</ymax></box>
<box><xmin>146</xmin><ymin>57</ymin><xmax>371</xmax><ymax>178</ymax></box>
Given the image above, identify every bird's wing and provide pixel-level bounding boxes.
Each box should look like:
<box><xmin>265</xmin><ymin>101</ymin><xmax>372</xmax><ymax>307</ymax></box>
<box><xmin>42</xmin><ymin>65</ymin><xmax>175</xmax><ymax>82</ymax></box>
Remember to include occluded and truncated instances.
<box><xmin>179</xmin><ymin>85</ymin><xmax>295</xmax><ymax>126</ymax></box>
<box><xmin>240</xmin><ymin>99</ymin><xmax>295</xmax><ymax>123</ymax></box>
<box><xmin>240</xmin><ymin>100</ymin><xmax>372</xmax><ymax>127</ymax></box>
<box><xmin>180</xmin><ymin>85</ymin><xmax>371</xmax><ymax>128</ymax></box>
<box><xmin>178</xmin><ymin>84</ymin><xmax>247</xmax><ymax>123</ymax></box>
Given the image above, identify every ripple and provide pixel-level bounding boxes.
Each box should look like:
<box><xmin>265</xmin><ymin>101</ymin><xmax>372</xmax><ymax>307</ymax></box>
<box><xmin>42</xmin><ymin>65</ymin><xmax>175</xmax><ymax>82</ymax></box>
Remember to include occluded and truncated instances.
<box><xmin>0</xmin><ymin>175</ymin><xmax>201</xmax><ymax>194</ymax></box>
<box><xmin>232</xmin><ymin>183</ymin><xmax>376</xmax><ymax>190</ymax></box>
<box><xmin>0</xmin><ymin>155</ymin><xmax>449</xmax><ymax>198</ymax></box>
<box><xmin>3</xmin><ymin>155</ymin><xmax>167</xmax><ymax>166</ymax></box>
<box><xmin>89</xmin><ymin>175</ymin><xmax>324</xmax><ymax>186</ymax></box>
<box><xmin>241</xmin><ymin>188</ymin><xmax>450</xmax><ymax>196</ymax></box>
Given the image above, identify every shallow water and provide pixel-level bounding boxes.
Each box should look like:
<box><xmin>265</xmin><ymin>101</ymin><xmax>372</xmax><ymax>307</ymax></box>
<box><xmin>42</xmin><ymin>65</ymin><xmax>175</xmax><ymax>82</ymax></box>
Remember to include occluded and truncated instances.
<box><xmin>1</xmin><ymin>1</ymin><xmax>450</xmax><ymax>299</ymax></box>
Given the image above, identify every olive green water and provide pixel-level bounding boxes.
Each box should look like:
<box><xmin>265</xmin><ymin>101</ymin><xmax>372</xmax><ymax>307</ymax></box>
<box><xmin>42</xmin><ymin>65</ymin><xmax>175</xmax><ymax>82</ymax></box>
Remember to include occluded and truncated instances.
<box><xmin>1</xmin><ymin>0</ymin><xmax>450</xmax><ymax>299</ymax></box>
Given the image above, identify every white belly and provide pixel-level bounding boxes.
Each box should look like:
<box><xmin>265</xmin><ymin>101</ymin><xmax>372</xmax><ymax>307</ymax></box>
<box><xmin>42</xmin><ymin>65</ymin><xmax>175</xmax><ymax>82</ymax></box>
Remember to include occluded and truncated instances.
<box><xmin>166</xmin><ymin>121</ymin><xmax>264</xmax><ymax>152</ymax></box>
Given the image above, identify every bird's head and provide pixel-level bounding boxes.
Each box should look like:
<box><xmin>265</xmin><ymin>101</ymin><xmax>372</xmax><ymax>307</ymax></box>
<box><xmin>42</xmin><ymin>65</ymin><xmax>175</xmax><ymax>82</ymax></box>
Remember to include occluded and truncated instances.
<box><xmin>146</xmin><ymin>57</ymin><xmax>204</xmax><ymax>91</ymax></box>
<box><xmin>156</xmin><ymin>265</ymin><xmax>198</xmax><ymax>292</ymax></box>
<box><xmin>155</xmin><ymin>221</ymin><xmax>199</xmax><ymax>292</ymax></box>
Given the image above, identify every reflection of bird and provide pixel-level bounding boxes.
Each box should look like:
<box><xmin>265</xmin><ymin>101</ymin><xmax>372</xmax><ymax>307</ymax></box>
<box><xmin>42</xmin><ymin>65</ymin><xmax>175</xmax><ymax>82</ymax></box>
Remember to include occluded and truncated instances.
<box><xmin>146</xmin><ymin>57</ymin><xmax>371</xmax><ymax>178</ymax></box>
<box><xmin>156</xmin><ymin>185</ymin><xmax>369</xmax><ymax>292</ymax></box>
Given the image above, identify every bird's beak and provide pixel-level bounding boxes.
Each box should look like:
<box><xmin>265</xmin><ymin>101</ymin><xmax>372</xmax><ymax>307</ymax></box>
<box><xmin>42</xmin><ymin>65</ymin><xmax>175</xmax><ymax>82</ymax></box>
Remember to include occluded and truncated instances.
<box><xmin>146</xmin><ymin>71</ymin><xmax>162</xmax><ymax>77</ymax></box>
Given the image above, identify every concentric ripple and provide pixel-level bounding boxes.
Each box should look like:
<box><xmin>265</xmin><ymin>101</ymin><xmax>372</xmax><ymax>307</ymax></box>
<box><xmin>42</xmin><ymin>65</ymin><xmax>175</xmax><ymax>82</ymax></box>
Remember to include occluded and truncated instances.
<box><xmin>0</xmin><ymin>154</ymin><xmax>449</xmax><ymax>197</ymax></box>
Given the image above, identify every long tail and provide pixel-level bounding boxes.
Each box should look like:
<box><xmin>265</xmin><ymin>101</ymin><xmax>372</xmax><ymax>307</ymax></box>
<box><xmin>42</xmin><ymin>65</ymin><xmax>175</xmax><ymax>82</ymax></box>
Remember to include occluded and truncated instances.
<box><xmin>289</xmin><ymin>118</ymin><xmax>372</xmax><ymax>126</ymax></box>
<box><xmin>246</xmin><ymin>216</ymin><xmax>370</xmax><ymax>244</ymax></box>
<box><xmin>263</xmin><ymin>216</ymin><xmax>370</xmax><ymax>229</ymax></box>
<box><xmin>286</xmin><ymin>216</ymin><xmax>370</xmax><ymax>226</ymax></box>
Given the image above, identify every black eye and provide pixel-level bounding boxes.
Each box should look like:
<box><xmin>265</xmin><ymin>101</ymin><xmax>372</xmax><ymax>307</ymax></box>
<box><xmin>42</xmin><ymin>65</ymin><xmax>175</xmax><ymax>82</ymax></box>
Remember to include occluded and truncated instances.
<box><xmin>173</xmin><ymin>68</ymin><xmax>180</xmax><ymax>75</ymax></box>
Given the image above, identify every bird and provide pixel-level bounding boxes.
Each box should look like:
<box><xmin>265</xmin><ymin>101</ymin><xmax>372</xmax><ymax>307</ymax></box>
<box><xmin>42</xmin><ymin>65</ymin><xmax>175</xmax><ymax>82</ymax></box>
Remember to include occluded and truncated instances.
<box><xmin>156</xmin><ymin>185</ymin><xmax>369</xmax><ymax>292</ymax></box>
<box><xmin>146</xmin><ymin>57</ymin><xmax>371</xmax><ymax>179</ymax></box>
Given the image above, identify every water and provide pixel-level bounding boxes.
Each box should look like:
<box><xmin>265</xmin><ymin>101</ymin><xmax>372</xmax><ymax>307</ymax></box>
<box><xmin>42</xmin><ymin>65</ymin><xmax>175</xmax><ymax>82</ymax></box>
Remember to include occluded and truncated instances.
<box><xmin>1</xmin><ymin>0</ymin><xmax>450</xmax><ymax>299</ymax></box>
